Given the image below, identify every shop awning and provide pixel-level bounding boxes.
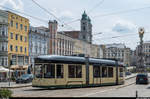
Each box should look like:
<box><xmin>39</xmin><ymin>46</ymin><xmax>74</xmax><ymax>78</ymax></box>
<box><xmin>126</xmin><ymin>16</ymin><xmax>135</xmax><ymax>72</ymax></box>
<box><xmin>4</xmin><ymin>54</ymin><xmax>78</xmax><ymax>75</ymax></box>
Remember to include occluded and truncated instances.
<box><xmin>0</xmin><ymin>66</ymin><xmax>13</xmax><ymax>72</ymax></box>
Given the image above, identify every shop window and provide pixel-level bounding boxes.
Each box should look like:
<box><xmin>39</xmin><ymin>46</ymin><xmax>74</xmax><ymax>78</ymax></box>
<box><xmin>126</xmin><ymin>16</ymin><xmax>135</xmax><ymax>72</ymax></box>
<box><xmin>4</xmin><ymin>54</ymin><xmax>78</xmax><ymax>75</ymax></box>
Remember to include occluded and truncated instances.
<box><xmin>56</xmin><ymin>64</ymin><xmax>64</xmax><ymax>78</ymax></box>
<box><xmin>68</xmin><ymin>65</ymin><xmax>82</xmax><ymax>78</ymax></box>
<box><xmin>108</xmin><ymin>67</ymin><xmax>113</xmax><ymax>77</ymax></box>
<box><xmin>93</xmin><ymin>66</ymin><xmax>100</xmax><ymax>78</ymax></box>
<box><xmin>102</xmin><ymin>67</ymin><xmax>107</xmax><ymax>77</ymax></box>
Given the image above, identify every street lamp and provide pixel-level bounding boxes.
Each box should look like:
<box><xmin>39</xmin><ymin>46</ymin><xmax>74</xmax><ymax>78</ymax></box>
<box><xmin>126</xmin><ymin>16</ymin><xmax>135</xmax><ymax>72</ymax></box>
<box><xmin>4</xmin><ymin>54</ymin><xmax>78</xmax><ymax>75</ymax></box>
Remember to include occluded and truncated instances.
<box><xmin>138</xmin><ymin>27</ymin><xmax>145</xmax><ymax>73</ymax></box>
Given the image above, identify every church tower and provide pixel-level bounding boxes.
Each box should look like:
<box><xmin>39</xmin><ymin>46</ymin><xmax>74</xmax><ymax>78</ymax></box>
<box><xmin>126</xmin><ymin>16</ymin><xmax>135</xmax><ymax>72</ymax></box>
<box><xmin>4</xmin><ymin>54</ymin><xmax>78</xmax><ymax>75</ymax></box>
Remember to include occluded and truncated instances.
<box><xmin>79</xmin><ymin>11</ymin><xmax>92</xmax><ymax>44</ymax></box>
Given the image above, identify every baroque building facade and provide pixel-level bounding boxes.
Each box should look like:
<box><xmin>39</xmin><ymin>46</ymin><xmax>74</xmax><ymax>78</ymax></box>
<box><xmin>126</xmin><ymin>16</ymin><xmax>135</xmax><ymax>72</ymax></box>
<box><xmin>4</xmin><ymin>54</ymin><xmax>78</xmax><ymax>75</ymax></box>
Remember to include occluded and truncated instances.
<box><xmin>0</xmin><ymin>10</ymin><xmax>8</xmax><ymax>67</ymax></box>
<box><xmin>0</xmin><ymin>10</ymin><xmax>29</xmax><ymax>76</ymax></box>
<box><xmin>29</xmin><ymin>26</ymin><xmax>49</xmax><ymax>67</ymax></box>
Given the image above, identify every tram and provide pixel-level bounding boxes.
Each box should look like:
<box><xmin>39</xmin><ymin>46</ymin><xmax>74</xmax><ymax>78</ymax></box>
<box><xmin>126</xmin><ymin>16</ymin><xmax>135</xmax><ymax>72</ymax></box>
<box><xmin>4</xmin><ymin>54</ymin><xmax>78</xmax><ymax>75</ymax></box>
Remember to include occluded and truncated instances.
<box><xmin>32</xmin><ymin>55</ymin><xmax>125</xmax><ymax>88</ymax></box>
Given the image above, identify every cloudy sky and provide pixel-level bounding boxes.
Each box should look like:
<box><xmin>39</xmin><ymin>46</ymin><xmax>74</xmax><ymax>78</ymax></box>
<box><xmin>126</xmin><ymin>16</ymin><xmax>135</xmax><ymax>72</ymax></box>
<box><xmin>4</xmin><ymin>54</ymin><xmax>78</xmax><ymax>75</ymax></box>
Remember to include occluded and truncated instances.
<box><xmin>1</xmin><ymin>0</ymin><xmax>150</xmax><ymax>50</ymax></box>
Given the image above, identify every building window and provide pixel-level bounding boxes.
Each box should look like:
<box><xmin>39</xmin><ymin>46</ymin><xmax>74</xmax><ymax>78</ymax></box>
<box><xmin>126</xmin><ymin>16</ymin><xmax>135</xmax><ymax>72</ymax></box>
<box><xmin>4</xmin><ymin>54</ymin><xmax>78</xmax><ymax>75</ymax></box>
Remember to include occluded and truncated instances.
<box><xmin>10</xmin><ymin>20</ymin><xmax>13</xmax><ymax>27</ymax></box>
<box><xmin>10</xmin><ymin>45</ymin><xmax>13</xmax><ymax>51</ymax></box>
<box><xmin>56</xmin><ymin>64</ymin><xmax>64</xmax><ymax>78</ymax></box>
<box><xmin>10</xmin><ymin>33</ymin><xmax>13</xmax><ymax>39</ymax></box>
<box><xmin>102</xmin><ymin>67</ymin><xmax>107</xmax><ymax>77</ymax></box>
<box><xmin>25</xmin><ymin>26</ymin><xmax>27</xmax><ymax>31</ymax></box>
<box><xmin>12</xmin><ymin>55</ymin><xmax>16</xmax><ymax>65</ymax></box>
<box><xmin>25</xmin><ymin>56</ymin><xmax>28</xmax><ymax>65</ymax></box>
<box><xmin>20</xmin><ymin>24</ymin><xmax>23</xmax><ymax>30</ymax></box>
<box><xmin>16</xmin><ymin>34</ymin><xmax>18</xmax><ymax>40</ymax></box>
<box><xmin>25</xmin><ymin>47</ymin><xmax>27</xmax><ymax>53</ymax></box>
<box><xmin>15</xmin><ymin>46</ymin><xmax>18</xmax><ymax>52</ymax></box>
<box><xmin>108</xmin><ymin>67</ymin><xmax>113</xmax><ymax>77</ymax></box>
<box><xmin>20</xmin><ymin>46</ymin><xmax>23</xmax><ymax>52</ymax></box>
<box><xmin>24</xmin><ymin>36</ymin><xmax>27</xmax><ymax>42</ymax></box>
<box><xmin>93</xmin><ymin>66</ymin><xmax>101</xmax><ymax>78</ymax></box>
<box><xmin>68</xmin><ymin>65</ymin><xmax>82</xmax><ymax>78</ymax></box>
<box><xmin>83</xmin><ymin>26</ymin><xmax>86</xmax><ymax>31</ymax></box>
<box><xmin>20</xmin><ymin>35</ymin><xmax>23</xmax><ymax>41</ymax></box>
<box><xmin>16</xmin><ymin>23</ymin><xmax>18</xmax><ymax>29</ymax></box>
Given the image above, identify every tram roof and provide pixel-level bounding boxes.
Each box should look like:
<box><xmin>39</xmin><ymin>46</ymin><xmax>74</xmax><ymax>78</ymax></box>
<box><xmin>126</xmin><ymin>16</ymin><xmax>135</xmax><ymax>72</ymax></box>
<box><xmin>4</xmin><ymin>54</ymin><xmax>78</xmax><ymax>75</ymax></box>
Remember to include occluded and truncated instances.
<box><xmin>35</xmin><ymin>55</ymin><xmax>124</xmax><ymax>66</ymax></box>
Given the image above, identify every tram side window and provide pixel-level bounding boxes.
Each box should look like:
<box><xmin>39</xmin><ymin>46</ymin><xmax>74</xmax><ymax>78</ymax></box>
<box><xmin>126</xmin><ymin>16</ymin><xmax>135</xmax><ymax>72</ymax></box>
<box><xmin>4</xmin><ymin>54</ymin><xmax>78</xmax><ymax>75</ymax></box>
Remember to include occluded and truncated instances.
<box><xmin>68</xmin><ymin>65</ymin><xmax>82</xmax><ymax>78</ymax></box>
<box><xmin>120</xmin><ymin>68</ymin><xmax>123</xmax><ymax>77</ymax></box>
<box><xmin>102</xmin><ymin>67</ymin><xmax>107</xmax><ymax>77</ymax></box>
<box><xmin>93</xmin><ymin>66</ymin><xmax>100</xmax><ymax>78</ymax></box>
<box><xmin>57</xmin><ymin>64</ymin><xmax>64</xmax><ymax>78</ymax></box>
<box><xmin>69</xmin><ymin>65</ymin><xmax>75</xmax><ymax>78</ymax></box>
<box><xmin>108</xmin><ymin>67</ymin><xmax>113</xmax><ymax>77</ymax></box>
<box><xmin>44</xmin><ymin>64</ymin><xmax>55</xmax><ymax>78</ymax></box>
<box><xmin>76</xmin><ymin>65</ymin><xmax>82</xmax><ymax>78</ymax></box>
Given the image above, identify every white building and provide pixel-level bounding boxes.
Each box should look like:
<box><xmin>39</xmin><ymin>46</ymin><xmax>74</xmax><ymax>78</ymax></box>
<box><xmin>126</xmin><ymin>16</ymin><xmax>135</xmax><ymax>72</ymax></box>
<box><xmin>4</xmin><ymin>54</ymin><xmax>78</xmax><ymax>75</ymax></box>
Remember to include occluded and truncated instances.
<box><xmin>103</xmin><ymin>43</ymin><xmax>131</xmax><ymax>66</ymax></box>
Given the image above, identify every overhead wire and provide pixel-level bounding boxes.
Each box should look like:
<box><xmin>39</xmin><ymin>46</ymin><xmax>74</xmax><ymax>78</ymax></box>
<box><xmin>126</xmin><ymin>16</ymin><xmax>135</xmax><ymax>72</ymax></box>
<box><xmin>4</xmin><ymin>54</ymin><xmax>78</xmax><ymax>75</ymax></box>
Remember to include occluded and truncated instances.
<box><xmin>31</xmin><ymin>0</ymin><xmax>76</xmax><ymax>31</ymax></box>
<box><xmin>92</xmin><ymin>5</ymin><xmax>150</xmax><ymax>19</ymax></box>
<box><xmin>0</xmin><ymin>5</ymin><xmax>48</xmax><ymax>23</ymax></box>
<box><xmin>87</xmin><ymin>0</ymin><xmax>105</xmax><ymax>15</ymax></box>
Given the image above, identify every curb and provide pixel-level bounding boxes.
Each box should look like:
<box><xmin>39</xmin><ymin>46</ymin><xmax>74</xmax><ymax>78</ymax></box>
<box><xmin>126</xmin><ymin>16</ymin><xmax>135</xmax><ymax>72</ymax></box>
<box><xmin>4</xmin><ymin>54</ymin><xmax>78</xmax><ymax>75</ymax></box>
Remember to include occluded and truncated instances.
<box><xmin>125</xmin><ymin>75</ymin><xmax>136</xmax><ymax>80</ymax></box>
<box><xmin>116</xmin><ymin>82</ymin><xmax>135</xmax><ymax>89</ymax></box>
<box><xmin>0</xmin><ymin>85</ymin><xmax>32</xmax><ymax>89</ymax></box>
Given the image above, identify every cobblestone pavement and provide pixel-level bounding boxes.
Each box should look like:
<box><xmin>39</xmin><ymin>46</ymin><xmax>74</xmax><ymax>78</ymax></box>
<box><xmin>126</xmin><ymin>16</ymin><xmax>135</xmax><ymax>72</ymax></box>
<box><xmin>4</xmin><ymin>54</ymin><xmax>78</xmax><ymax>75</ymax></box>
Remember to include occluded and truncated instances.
<box><xmin>10</xmin><ymin>77</ymin><xmax>136</xmax><ymax>97</ymax></box>
<box><xmin>0</xmin><ymin>73</ymin><xmax>137</xmax><ymax>88</ymax></box>
<box><xmin>0</xmin><ymin>82</ymin><xmax>32</xmax><ymax>88</ymax></box>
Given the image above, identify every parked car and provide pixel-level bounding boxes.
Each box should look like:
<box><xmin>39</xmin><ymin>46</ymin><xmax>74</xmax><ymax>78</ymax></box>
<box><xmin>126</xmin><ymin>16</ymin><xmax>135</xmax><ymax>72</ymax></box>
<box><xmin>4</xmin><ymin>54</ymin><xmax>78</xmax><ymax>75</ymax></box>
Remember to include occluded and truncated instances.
<box><xmin>16</xmin><ymin>74</ymin><xmax>34</xmax><ymax>83</ymax></box>
<box><xmin>136</xmin><ymin>73</ymin><xmax>149</xmax><ymax>84</ymax></box>
<box><xmin>125</xmin><ymin>71</ymin><xmax>131</xmax><ymax>76</ymax></box>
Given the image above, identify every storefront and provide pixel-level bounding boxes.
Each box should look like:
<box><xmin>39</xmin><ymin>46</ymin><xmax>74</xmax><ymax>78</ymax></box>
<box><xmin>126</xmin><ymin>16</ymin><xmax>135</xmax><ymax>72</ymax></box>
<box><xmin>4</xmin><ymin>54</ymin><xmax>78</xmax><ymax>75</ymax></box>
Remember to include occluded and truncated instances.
<box><xmin>0</xmin><ymin>66</ymin><xmax>13</xmax><ymax>82</ymax></box>
<box><xmin>10</xmin><ymin>65</ymin><xmax>28</xmax><ymax>77</ymax></box>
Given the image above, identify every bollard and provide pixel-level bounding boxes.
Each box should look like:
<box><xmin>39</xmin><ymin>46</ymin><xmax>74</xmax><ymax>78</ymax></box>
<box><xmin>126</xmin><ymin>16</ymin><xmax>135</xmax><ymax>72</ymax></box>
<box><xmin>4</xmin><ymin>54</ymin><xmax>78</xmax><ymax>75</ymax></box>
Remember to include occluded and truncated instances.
<box><xmin>136</xmin><ymin>90</ymin><xmax>138</xmax><ymax>98</ymax></box>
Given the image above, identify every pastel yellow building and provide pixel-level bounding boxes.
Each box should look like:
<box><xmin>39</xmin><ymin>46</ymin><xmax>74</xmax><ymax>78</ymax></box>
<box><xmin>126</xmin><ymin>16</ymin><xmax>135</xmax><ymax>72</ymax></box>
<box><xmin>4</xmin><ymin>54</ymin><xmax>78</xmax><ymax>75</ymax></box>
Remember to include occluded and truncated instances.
<box><xmin>7</xmin><ymin>11</ymin><xmax>29</xmax><ymax>75</ymax></box>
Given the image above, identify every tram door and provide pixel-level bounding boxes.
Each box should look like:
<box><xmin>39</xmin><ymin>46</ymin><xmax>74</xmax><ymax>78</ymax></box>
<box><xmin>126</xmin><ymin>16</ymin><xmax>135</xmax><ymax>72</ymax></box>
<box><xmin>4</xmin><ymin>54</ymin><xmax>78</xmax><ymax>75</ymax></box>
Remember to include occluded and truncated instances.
<box><xmin>93</xmin><ymin>66</ymin><xmax>101</xmax><ymax>85</ymax></box>
<box><xmin>55</xmin><ymin>64</ymin><xmax>66</xmax><ymax>85</ymax></box>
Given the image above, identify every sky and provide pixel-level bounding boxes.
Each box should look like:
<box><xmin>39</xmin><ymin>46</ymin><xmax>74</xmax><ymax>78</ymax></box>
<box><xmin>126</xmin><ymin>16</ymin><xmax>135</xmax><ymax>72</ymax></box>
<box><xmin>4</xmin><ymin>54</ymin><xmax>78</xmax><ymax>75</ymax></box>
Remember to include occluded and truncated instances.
<box><xmin>1</xmin><ymin>0</ymin><xmax>150</xmax><ymax>50</ymax></box>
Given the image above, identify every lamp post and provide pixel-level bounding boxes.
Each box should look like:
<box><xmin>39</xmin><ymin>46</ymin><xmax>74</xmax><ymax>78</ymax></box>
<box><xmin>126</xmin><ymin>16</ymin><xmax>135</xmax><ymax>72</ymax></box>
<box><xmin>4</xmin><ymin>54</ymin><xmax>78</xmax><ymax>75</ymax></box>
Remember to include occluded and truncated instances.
<box><xmin>138</xmin><ymin>27</ymin><xmax>145</xmax><ymax>73</ymax></box>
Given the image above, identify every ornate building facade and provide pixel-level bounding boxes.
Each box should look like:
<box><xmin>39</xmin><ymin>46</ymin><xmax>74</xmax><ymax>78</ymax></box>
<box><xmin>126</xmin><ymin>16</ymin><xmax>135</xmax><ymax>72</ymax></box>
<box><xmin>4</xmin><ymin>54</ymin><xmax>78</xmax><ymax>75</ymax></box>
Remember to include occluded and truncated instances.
<box><xmin>29</xmin><ymin>26</ymin><xmax>49</xmax><ymax>66</ymax></box>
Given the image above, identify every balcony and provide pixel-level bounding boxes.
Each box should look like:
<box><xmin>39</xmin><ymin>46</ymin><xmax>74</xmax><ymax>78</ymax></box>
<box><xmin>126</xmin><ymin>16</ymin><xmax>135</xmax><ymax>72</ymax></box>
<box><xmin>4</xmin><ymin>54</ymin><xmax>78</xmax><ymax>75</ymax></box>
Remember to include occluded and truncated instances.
<box><xmin>0</xmin><ymin>36</ymin><xmax>8</xmax><ymax>42</ymax></box>
<box><xmin>0</xmin><ymin>22</ymin><xmax>8</xmax><ymax>25</ymax></box>
<box><xmin>0</xmin><ymin>51</ymin><xmax>8</xmax><ymax>55</ymax></box>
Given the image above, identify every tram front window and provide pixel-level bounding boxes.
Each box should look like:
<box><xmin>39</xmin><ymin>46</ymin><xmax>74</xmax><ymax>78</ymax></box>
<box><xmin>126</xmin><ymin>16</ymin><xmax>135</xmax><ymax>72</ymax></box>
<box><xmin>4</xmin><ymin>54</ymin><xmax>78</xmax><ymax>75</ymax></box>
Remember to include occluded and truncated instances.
<box><xmin>34</xmin><ymin>64</ymin><xmax>55</xmax><ymax>78</ymax></box>
<box><xmin>44</xmin><ymin>64</ymin><xmax>55</xmax><ymax>78</ymax></box>
<box><xmin>34</xmin><ymin>65</ymin><xmax>42</xmax><ymax>78</ymax></box>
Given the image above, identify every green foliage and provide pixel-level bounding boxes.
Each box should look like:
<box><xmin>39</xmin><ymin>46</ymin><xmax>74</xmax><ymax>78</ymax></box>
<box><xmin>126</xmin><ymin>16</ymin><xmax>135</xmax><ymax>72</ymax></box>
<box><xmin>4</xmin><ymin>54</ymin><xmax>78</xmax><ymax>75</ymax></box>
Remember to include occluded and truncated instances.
<box><xmin>0</xmin><ymin>88</ymin><xmax>12</xmax><ymax>98</ymax></box>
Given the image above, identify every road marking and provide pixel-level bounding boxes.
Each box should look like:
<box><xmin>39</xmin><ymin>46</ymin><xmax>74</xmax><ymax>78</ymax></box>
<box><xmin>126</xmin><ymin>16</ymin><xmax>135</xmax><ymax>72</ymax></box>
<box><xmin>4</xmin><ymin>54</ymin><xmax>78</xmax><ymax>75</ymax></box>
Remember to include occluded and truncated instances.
<box><xmin>77</xmin><ymin>88</ymin><xmax>115</xmax><ymax>97</ymax></box>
